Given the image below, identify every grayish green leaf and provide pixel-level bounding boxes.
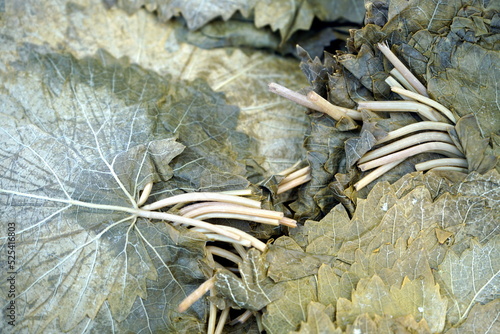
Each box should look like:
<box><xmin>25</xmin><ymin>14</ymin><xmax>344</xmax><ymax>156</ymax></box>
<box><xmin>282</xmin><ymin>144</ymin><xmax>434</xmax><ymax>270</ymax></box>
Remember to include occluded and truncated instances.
<box><xmin>436</xmin><ymin>237</ymin><xmax>500</xmax><ymax>326</ymax></box>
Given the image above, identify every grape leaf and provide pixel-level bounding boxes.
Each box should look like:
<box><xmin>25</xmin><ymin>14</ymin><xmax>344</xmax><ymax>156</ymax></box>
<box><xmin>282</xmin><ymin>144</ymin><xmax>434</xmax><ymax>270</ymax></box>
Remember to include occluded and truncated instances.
<box><xmin>117</xmin><ymin>0</ymin><xmax>255</xmax><ymax>30</ymax></box>
<box><xmin>115</xmin><ymin>0</ymin><xmax>365</xmax><ymax>42</ymax></box>
<box><xmin>336</xmin><ymin>274</ymin><xmax>447</xmax><ymax>333</ymax></box>
<box><xmin>290</xmin><ymin>302</ymin><xmax>340</xmax><ymax>334</ymax></box>
<box><xmin>0</xmin><ymin>45</ymin><xmax>252</xmax><ymax>332</ymax></box>
<box><xmin>445</xmin><ymin>299</ymin><xmax>500</xmax><ymax>334</ymax></box>
<box><xmin>215</xmin><ymin>249</ymin><xmax>284</xmax><ymax>311</ymax></box>
<box><xmin>261</xmin><ymin>276</ymin><xmax>318</xmax><ymax>334</ymax></box>
<box><xmin>436</xmin><ymin>237</ymin><xmax>500</xmax><ymax>326</ymax></box>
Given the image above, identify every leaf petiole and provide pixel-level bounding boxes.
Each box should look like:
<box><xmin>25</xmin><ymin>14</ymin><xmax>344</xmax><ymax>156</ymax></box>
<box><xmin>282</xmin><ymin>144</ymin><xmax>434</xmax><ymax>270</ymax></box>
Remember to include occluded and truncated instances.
<box><xmin>142</xmin><ymin>192</ymin><xmax>262</xmax><ymax>211</ymax></box>
<box><xmin>377</xmin><ymin>42</ymin><xmax>428</xmax><ymax>96</ymax></box>
<box><xmin>358</xmin><ymin>142</ymin><xmax>465</xmax><ymax>171</ymax></box>
<box><xmin>391</xmin><ymin>86</ymin><xmax>456</xmax><ymax>123</ymax></box>
<box><xmin>357</xmin><ymin>100</ymin><xmax>441</xmax><ymax>122</ymax></box>
<box><xmin>178</xmin><ymin>276</ymin><xmax>216</xmax><ymax>313</ymax></box>
<box><xmin>358</xmin><ymin>131</ymin><xmax>454</xmax><ymax>164</ymax></box>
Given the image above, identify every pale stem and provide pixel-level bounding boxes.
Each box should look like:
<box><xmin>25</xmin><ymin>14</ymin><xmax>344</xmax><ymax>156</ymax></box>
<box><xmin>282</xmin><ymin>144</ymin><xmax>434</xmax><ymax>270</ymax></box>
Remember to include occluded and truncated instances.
<box><xmin>279</xmin><ymin>166</ymin><xmax>311</xmax><ymax>185</ymax></box>
<box><xmin>357</xmin><ymin>100</ymin><xmax>440</xmax><ymax>121</ymax></box>
<box><xmin>217</xmin><ymin>225</ymin><xmax>267</xmax><ymax>251</ymax></box>
<box><xmin>268</xmin><ymin>82</ymin><xmax>319</xmax><ymax>110</ymax></box>
<box><xmin>376</xmin><ymin>121</ymin><xmax>455</xmax><ymax>145</ymax></box>
<box><xmin>142</xmin><ymin>192</ymin><xmax>262</xmax><ymax>211</ymax></box>
<box><xmin>429</xmin><ymin>166</ymin><xmax>469</xmax><ymax>173</ymax></box>
<box><xmin>190</xmin><ymin>229</ymin><xmax>252</xmax><ymax>247</ymax></box>
<box><xmin>207</xmin><ymin>289</ymin><xmax>218</xmax><ymax>334</ymax></box>
<box><xmin>279</xmin><ymin>217</ymin><xmax>297</xmax><ymax>228</ymax></box>
<box><xmin>215</xmin><ymin>262</ymin><xmax>227</xmax><ymax>270</ymax></box>
<box><xmin>181</xmin><ymin>202</ymin><xmax>284</xmax><ymax>220</ymax></box>
<box><xmin>307</xmin><ymin>91</ymin><xmax>361</xmax><ymax>121</ymax></box>
<box><xmin>277</xmin><ymin>174</ymin><xmax>312</xmax><ymax>194</ymax></box>
<box><xmin>385</xmin><ymin>75</ymin><xmax>411</xmax><ymax>100</ymax></box>
<box><xmin>391</xmin><ymin>86</ymin><xmax>456</xmax><ymax>123</ymax></box>
<box><xmin>137</xmin><ymin>182</ymin><xmax>153</xmax><ymax>207</ymax></box>
<box><xmin>358</xmin><ymin>131</ymin><xmax>454</xmax><ymax>164</ymax></box>
<box><xmin>178</xmin><ymin>276</ymin><xmax>216</xmax><ymax>313</ymax></box>
<box><xmin>358</xmin><ymin>142</ymin><xmax>465</xmax><ymax>171</ymax></box>
<box><xmin>138</xmin><ymin>210</ymin><xmax>241</xmax><ymax>240</ymax></box>
<box><xmin>415</xmin><ymin>158</ymin><xmax>469</xmax><ymax>171</ymax></box>
<box><xmin>219</xmin><ymin>189</ymin><xmax>254</xmax><ymax>196</ymax></box>
<box><xmin>389</xmin><ymin>68</ymin><xmax>419</xmax><ymax>94</ymax></box>
<box><xmin>277</xmin><ymin>160</ymin><xmax>303</xmax><ymax>176</ymax></box>
<box><xmin>207</xmin><ymin>246</ymin><xmax>243</xmax><ymax>264</ymax></box>
<box><xmin>354</xmin><ymin>159</ymin><xmax>406</xmax><ymax>191</ymax></box>
<box><xmin>190</xmin><ymin>213</ymin><xmax>280</xmax><ymax>226</ymax></box>
<box><xmin>215</xmin><ymin>307</ymin><xmax>231</xmax><ymax>334</ymax></box>
<box><xmin>205</xmin><ymin>247</ymin><xmax>217</xmax><ymax>269</ymax></box>
<box><xmin>179</xmin><ymin>201</ymin><xmax>219</xmax><ymax>215</ymax></box>
<box><xmin>233</xmin><ymin>243</ymin><xmax>248</xmax><ymax>259</ymax></box>
<box><xmin>377</xmin><ymin>42</ymin><xmax>428</xmax><ymax>96</ymax></box>
<box><xmin>229</xmin><ymin>310</ymin><xmax>254</xmax><ymax>325</ymax></box>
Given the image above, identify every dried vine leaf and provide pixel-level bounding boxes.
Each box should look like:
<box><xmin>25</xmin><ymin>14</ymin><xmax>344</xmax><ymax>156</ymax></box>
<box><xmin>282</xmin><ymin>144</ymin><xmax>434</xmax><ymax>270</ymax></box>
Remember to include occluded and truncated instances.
<box><xmin>445</xmin><ymin>299</ymin><xmax>500</xmax><ymax>334</ymax></box>
<box><xmin>215</xmin><ymin>249</ymin><xmax>283</xmax><ymax>311</ymax></box>
<box><xmin>261</xmin><ymin>276</ymin><xmax>318</xmax><ymax>334</ymax></box>
<box><xmin>290</xmin><ymin>302</ymin><xmax>340</xmax><ymax>334</ymax></box>
<box><xmin>336</xmin><ymin>275</ymin><xmax>447</xmax><ymax>333</ymax></box>
<box><xmin>115</xmin><ymin>0</ymin><xmax>365</xmax><ymax>42</ymax></box>
<box><xmin>435</xmin><ymin>237</ymin><xmax>500</xmax><ymax>326</ymax></box>
<box><xmin>0</xmin><ymin>44</ymin><xmax>255</xmax><ymax>333</ymax></box>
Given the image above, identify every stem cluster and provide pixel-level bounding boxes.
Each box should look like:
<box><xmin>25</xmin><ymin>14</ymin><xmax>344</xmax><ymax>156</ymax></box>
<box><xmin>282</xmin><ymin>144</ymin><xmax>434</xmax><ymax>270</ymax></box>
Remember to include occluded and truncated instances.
<box><xmin>136</xmin><ymin>162</ymin><xmax>311</xmax><ymax>330</ymax></box>
<box><xmin>269</xmin><ymin>42</ymin><xmax>468</xmax><ymax>191</ymax></box>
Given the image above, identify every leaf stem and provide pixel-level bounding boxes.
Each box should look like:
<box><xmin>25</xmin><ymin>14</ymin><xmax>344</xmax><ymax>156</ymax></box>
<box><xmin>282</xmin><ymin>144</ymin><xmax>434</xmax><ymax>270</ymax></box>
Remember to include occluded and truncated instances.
<box><xmin>354</xmin><ymin>159</ymin><xmax>406</xmax><ymax>191</ymax></box>
<box><xmin>189</xmin><ymin>213</ymin><xmax>280</xmax><ymax>226</ymax></box>
<box><xmin>142</xmin><ymin>192</ymin><xmax>262</xmax><ymax>211</ymax></box>
<box><xmin>377</xmin><ymin>42</ymin><xmax>428</xmax><ymax>96</ymax></box>
<box><xmin>391</xmin><ymin>86</ymin><xmax>456</xmax><ymax>123</ymax></box>
<box><xmin>0</xmin><ymin>189</ymin><xmax>139</xmax><ymax>214</ymax></box>
<box><xmin>207</xmin><ymin>289</ymin><xmax>218</xmax><ymax>334</ymax></box>
<box><xmin>279</xmin><ymin>166</ymin><xmax>311</xmax><ymax>184</ymax></box>
<box><xmin>190</xmin><ymin>229</ymin><xmax>252</xmax><ymax>247</ymax></box>
<box><xmin>279</xmin><ymin>217</ymin><xmax>297</xmax><ymax>228</ymax></box>
<box><xmin>276</xmin><ymin>160</ymin><xmax>303</xmax><ymax>176</ymax></box>
<box><xmin>307</xmin><ymin>91</ymin><xmax>361</xmax><ymax>121</ymax></box>
<box><xmin>358</xmin><ymin>142</ymin><xmax>465</xmax><ymax>171</ymax></box>
<box><xmin>428</xmin><ymin>166</ymin><xmax>469</xmax><ymax>172</ymax></box>
<box><xmin>215</xmin><ymin>307</ymin><xmax>230</xmax><ymax>334</ymax></box>
<box><xmin>376</xmin><ymin>121</ymin><xmax>455</xmax><ymax>145</ymax></box>
<box><xmin>357</xmin><ymin>100</ymin><xmax>440</xmax><ymax>122</ymax></box>
<box><xmin>277</xmin><ymin>174</ymin><xmax>312</xmax><ymax>194</ymax></box>
<box><xmin>180</xmin><ymin>202</ymin><xmax>284</xmax><ymax>220</ymax></box>
<box><xmin>389</xmin><ymin>68</ymin><xmax>419</xmax><ymax>94</ymax></box>
<box><xmin>385</xmin><ymin>75</ymin><xmax>411</xmax><ymax>99</ymax></box>
<box><xmin>229</xmin><ymin>310</ymin><xmax>254</xmax><ymax>325</ymax></box>
<box><xmin>219</xmin><ymin>189</ymin><xmax>254</xmax><ymax>196</ymax></box>
<box><xmin>216</xmin><ymin>226</ymin><xmax>267</xmax><ymax>251</ymax></box>
<box><xmin>358</xmin><ymin>131</ymin><xmax>454</xmax><ymax>164</ymax></box>
<box><xmin>415</xmin><ymin>158</ymin><xmax>468</xmax><ymax>171</ymax></box>
<box><xmin>268</xmin><ymin>82</ymin><xmax>318</xmax><ymax>110</ymax></box>
<box><xmin>207</xmin><ymin>246</ymin><xmax>243</xmax><ymax>264</ymax></box>
<box><xmin>137</xmin><ymin>210</ymin><xmax>241</xmax><ymax>240</ymax></box>
<box><xmin>178</xmin><ymin>276</ymin><xmax>216</xmax><ymax>313</ymax></box>
<box><xmin>137</xmin><ymin>182</ymin><xmax>153</xmax><ymax>207</ymax></box>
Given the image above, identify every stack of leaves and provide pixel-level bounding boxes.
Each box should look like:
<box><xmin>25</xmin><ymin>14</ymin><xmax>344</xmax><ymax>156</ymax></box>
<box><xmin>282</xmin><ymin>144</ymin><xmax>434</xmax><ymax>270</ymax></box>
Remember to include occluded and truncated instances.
<box><xmin>214</xmin><ymin>170</ymin><xmax>500</xmax><ymax>333</ymax></box>
<box><xmin>271</xmin><ymin>0</ymin><xmax>500</xmax><ymax>222</ymax></box>
<box><xmin>112</xmin><ymin>0</ymin><xmax>365</xmax><ymax>56</ymax></box>
<box><xmin>0</xmin><ymin>45</ymin><xmax>300</xmax><ymax>333</ymax></box>
<box><xmin>1</xmin><ymin>0</ymin><xmax>499</xmax><ymax>333</ymax></box>
<box><xmin>270</xmin><ymin>40</ymin><xmax>495</xmax><ymax>193</ymax></box>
